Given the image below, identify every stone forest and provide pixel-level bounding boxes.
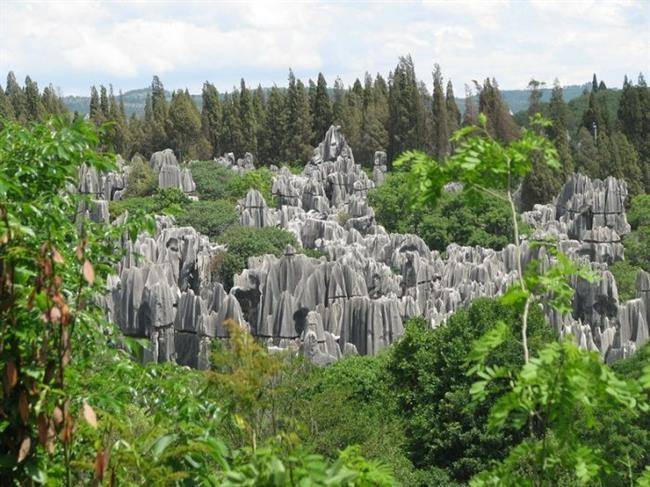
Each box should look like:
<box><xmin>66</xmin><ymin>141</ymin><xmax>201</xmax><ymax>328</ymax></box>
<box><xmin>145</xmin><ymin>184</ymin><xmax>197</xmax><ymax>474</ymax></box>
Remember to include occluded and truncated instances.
<box><xmin>1</xmin><ymin>26</ymin><xmax>650</xmax><ymax>485</ymax></box>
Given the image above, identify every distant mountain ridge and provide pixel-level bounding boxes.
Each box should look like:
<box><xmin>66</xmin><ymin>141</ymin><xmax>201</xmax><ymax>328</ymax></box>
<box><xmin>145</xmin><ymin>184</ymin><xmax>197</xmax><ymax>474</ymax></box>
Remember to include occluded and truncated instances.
<box><xmin>62</xmin><ymin>84</ymin><xmax>590</xmax><ymax>117</ymax></box>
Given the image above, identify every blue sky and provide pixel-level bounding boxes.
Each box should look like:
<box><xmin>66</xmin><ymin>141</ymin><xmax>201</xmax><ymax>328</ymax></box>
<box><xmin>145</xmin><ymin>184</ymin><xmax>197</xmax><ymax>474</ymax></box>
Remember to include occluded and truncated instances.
<box><xmin>1</xmin><ymin>0</ymin><xmax>648</xmax><ymax>96</ymax></box>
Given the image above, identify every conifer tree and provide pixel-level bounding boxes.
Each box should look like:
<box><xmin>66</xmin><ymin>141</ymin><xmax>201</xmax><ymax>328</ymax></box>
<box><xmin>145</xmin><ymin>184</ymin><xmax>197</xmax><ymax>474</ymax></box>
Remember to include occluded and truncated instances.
<box><xmin>431</xmin><ymin>64</ymin><xmax>449</xmax><ymax>158</ymax></box>
<box><xmin>312</xmin><ymin>73</ymin><xmax>333</xmax><ymax>143</ymax></box>
<box><xmin>446</xmin><ymin>80</ymin><xmax>461</xmax><ymax>135</ymax></box>
<box><xmin>574</xmin><ymin>127</ymin><xmax>599</xmax><ymax>176</ymax></box>
<box><xmin>41</xmin><ymin>84</ymin><xmax>64</xmax><ymax>115</ymax></box>
<box><xmin>520</xmin><ymin>79</ymin><xmax>561</xmax><ymax>209</ymax></box>
<box><xmin>259</xmin><ymin>86</ymin><xmax>286</xmax><ymax>165</ymax></box>
<box><xmin>23</xmin><ymin>77</ymin><xmax>44</xmax><ymax>121</ymax></box>
<box><xmin>610</xmin><ymin>131</ymin><xmax>643</xmax><ymax>197</ymax></box>
<box><xmin>284</xmin><ymin>70</ymin><xmax>312</xmax><ymax>163</ymax></box>
<box><xmin>5</xmin><ymin>72</ymin><xmax>27</xmax><ymax>122</ymax></box>
<box><xmin>149</xmin><ymin>75</ymin><xmax>168</xmax><ymax>152</ymax></box>
<box><xmin>99</xmin><ymin>85</ymin><xmax>109</xmax><ymax>119</ymax></box>
<box><xmin>388</xmin><ymin>56</ymin><xmax>426</xmax><ymax>162</ymax></box>
<box><xmin>463</xmin><ymin>84</ymin><xmax>478</xmax><ymax>126</ymax></box>
<box><xmin>618</xmin><ymin>75</ymin><xmax>642</xmax><ymax>147</ymax></box>
<box><xmin>89</xmin><ymin>86</ymin><xmax>102</xmax><ymax>125</ymax></box>
<box><xmin>167</xmin><ymin>89</ymin><xmax>202</xmax><ymax>159</ymax></box>
<box><xmin>547</xmin><ymin>79</ymin><xmax>573</xmax><ymax>178</ymax></box>
<box><xmin>238</xmin><ymin>79</ymin><xmax>257</xmax><ymax>156</ymax></box>
<box><xmin>201</xmin><ymin>81</ymin><xmax>222</xmax><ymax>157</ymax></box>
<box><xmin>332</xmin><ymin>77</ymin><xmax>347</xmax><ymax>125</ymax></box>
<box><xmin>0</xmin><ymin>84</ymin><xmax>15</xmax><ymax>121</ymax></box>
<box><xmin>477</xmin><ymin>78</ymin><xmax>518</xmax><ymax>142</ymax></box>
<box><xmin>220</xmin><ymin>93</ymin><xmax>243</xmax><ymax>156</ymax></box>
<box><xmin>592</xmin><ymin>73</ymin><xmax>599</xmax><ymax>92</ymax></box>
<box><xmin>581</xmin><ymin>90</ymin><xmax>604</xmax><ymax>136</ymax></box>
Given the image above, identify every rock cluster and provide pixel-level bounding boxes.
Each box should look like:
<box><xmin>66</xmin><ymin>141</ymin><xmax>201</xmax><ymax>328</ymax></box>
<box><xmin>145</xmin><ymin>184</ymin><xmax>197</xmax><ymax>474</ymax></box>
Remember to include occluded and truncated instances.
<box><xmin>103</xmin><ymin>125</ymin><xmax>647</xmax><ymax>366</ymax></box>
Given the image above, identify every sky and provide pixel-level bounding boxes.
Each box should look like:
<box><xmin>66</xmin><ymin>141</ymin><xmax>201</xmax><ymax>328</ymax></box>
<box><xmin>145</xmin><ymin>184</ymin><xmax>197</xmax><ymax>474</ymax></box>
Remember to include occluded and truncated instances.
<box><xmin>1</xmin><ymin>0</ymin><xmax>648</xmax><ymax>96</ymax></box>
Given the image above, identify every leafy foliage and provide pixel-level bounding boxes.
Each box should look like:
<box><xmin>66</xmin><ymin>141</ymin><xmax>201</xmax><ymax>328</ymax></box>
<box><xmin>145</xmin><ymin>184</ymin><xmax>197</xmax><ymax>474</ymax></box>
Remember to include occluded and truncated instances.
<box><xmin>190</xmin><ymin>161</ymin><xmax>275</xmax><ymax>205</ymax></box>
<box><xmin>175</xmin><ymin>199</ymin><xmax>238</xmax><ymax>239</ymax></box>
<box><xmin>124</xmin><ymin>156</ymin><xmax>157</xmax><ymax>197</ymax></box>
<box><xmin>216</xmin><ymin>226</ymin><xmax>298</xmax><ymax>289</ymax></box>
<box><xmin>387</xmin><ymin>299</ymin><xmax>554</xmax><ymax>482</ymax></box>
<box><xmin>369</xmin><ymin>172</ymin><xmax>526</xmax><ymax>251</ymax></box>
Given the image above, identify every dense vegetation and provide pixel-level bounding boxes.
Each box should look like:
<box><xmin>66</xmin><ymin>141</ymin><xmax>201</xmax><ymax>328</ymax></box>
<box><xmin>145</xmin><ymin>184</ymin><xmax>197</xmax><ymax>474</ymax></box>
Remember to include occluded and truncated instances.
<box><xmin>3</xmin><ymin>66</ymin><xmax>647</xmax><ymax>212</ymax></box>
<box><xmin>1</xmin><ymin>63</ymin><xmax>649</xmax><ymax>485</ymax></box>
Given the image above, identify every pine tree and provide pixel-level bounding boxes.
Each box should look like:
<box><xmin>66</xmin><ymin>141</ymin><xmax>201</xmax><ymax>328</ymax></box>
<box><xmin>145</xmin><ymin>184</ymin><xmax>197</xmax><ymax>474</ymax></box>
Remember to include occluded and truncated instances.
<box><xmin>0</xmin><ymin>84</ymin><xmax>15</xmax><ymax>121</ymax></box>
<box><xmin>238</xmin><ymin>79</ymin><xmax>257</xmax><ymax>156</ymax></box>
<box><xmin>259</xmin><ymin>86</ymin><xmax>286</xmax><ymax>165</ymax></box>
<box><xmin>312</xmin><ymin>73</ymin><xmax>333</xmax><ymax>143</ymax></box>
<box><xmin>446</xmin><ymin>80</ymin><xmax>461</xmax><ymax>136</ymax></box>
<box><xmin>149</xmin><ymin>76</ymin><xmax>168</xmax><ymax>152</ymax></box>
<box><xmin>387</xmin><ymin>56</ymin><xmax>426</xmax><ymax>162</ymax></box>
<box><xmin>41</xmin><ymin>84</ymin><xmax>65</xmax><ymax>115</ymax></box>
<box><xmin>167</xmin><ymin>89</ymin><xmax>202</xmax><ymax>160</ymax></box>
<box><xmin>463</xmin><ymin>84</ymin><xmax>478</xmax><ymax>126</ymax></box>
<box><xmin>598</xmin><ymin>80</ymin><xmax>607</xmax><ymax>91</ymax></box>
<box><xmin>5</xmin><ymin>72</ymin><xmax>27</xmax><ymax>122</ymax></box>
<box><xmin>477</xmin><ymin>78</ymin><xmax>518</xmax><ymax>142</ymax></box>
<box><xmin>220</xmin><ymin>93</ymin><xmax>243</xmax><ymax>156</ymax></box>
<box><xmin>24</xmin><ymin>77</ymin><xmax>44</xmax><ymax>121</ymax></box>
<box><xmin>547</xmin><ymin>79</ymin><xmax>573</xmax><ymax>178</ymax></box>
<box><xmin>574</xmin><ymin>127</ymin><xmax>600</xmax><ymax>177</ymax></box>
<box><xmin>595</xmin><ymin>130</ymin><xmax>613</xmax><ymax>180</ymax></box>
<box><xmin>592</xmin><ymin>73</ymin><xmax>599</xmax><ymax>92</ymax></box>
<box><xmin>610</xmin><ymin>131</ymin><xmax>643</xmax><ymax>197</ymax></box>
<box><xmin>431</xmin><ymin>64</ymin><xmax>449</xmax><ymax>158</ymax></box>
<box><xmin>201</xmin><ymin>81</ymin><xmax>221</xmax><ymax>157</ymax></box>
<box><xmin>581</xmin><ymin>90</ymin><xmax>604</xmax><ymax>136</ymax></box>
<box><xmin>89</xmin><ymin>86</ymin><xmax>102</xmax><ymax>124</ymax></box>
<box><xmin>617</xmin><ymin>75</ymin><xmax>642</xmax><ymax>147</ymax></box>
<box><xmin>283</xmin><ymin>70</ymin><xmax>312</xmax><ymax>163</ymax></box>
<box><xmin>520</xmin><ymin>79</ymin><xmax>561</xmax><ymax>209</ymax></box>
<box><xmin>99</xmin><ymin>85</ymin><xmax>109</xmax><ymax>119</ymax></box>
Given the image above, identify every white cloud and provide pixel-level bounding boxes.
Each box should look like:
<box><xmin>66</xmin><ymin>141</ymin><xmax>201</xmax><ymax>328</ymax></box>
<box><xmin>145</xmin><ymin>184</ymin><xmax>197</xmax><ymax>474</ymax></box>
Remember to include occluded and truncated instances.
<box><xmin>0</xmin><ymin>0</ymin><xmax>647</xmax><ymax>94</ymax></box>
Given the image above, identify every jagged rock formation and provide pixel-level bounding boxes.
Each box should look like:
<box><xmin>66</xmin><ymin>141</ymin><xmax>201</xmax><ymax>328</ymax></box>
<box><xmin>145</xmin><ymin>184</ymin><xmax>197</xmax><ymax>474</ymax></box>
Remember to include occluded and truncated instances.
<box><xmin>101</xmin><ymin>125</ymin><xmax>646</xmax><ymax>366</ymax></box>
<box><xmin>150</xmin><ymin>149</ymin><xmax>196</xmax><ymax>193</ymax></box>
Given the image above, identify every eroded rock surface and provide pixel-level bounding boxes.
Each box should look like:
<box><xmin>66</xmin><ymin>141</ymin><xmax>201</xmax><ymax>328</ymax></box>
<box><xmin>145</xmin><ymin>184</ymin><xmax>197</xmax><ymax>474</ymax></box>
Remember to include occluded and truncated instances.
<box><xmin>102</xmin><ymin>126</ymin><xmax>646</xmax><ymax>366</ymax></box>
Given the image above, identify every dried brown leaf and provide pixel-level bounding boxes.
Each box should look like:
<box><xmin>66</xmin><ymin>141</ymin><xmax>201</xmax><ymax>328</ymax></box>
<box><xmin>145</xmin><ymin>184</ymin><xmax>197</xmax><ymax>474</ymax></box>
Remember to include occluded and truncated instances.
<box><xmin>83</xmin><ymin>259</ymin><xmax>95</xmax><ymax>285</ymax></box>
<box><xmin>18</xmin><ymin>391</ymin><xmax>29</xmax><ymax>423</ymax></box>
<box><xmin>17</xmin><ymin>437</ymin><xmax>31</xmax><ymax>463</ymax></box>
<box><xmin>4</xmin><ymin>361</ymin><xmax>17</xmax><ymax>394</ymax></box>
<box><xmin>82</xmin><ymin>400</ymin><xmax>98</xmax><ymax>429</ymax></box>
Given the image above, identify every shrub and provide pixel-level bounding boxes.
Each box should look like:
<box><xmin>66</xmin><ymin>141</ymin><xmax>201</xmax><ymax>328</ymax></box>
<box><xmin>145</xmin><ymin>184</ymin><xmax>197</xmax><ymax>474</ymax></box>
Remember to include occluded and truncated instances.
<box><xmin>190</xmin><ymin>162</ymin><xmax>275</xmax><ymax>205</ymax></box>
<box><xmin>125</xmin><ymin>157</ymin><xmax>157</xmax><ymax>197</ymax></box>
<box><xmin>216</xmin><ymin>226</ymin><xmax>298</xmax><ymax>288</ymax></box>
<box><xmin>176</xmin><ymin>200</ymin><xmax>238</xmax><ymax>239</ymax></box>
<box><xmin>368</xmin><ymin>172</ymin><xmax>522</xmax><ymax>251</ymax></box>
<box><xmin>627</xmin><ymin>194</ymin><xmax>650</xmax><ymax>230</ymax></box>
<box><xmin>610</xmin><ymin>260</ymin><xmax>644</xmax><ymax>301</ymax></box>
<box><xmin>109</xmin><ymin>187</ymin><xmax>189</xmax><ymax>219</ymax></box>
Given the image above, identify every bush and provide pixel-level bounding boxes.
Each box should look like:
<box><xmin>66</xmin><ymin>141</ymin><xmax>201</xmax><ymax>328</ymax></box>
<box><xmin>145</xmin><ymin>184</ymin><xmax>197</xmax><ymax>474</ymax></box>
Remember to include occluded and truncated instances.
<box><xmin>386</xmin><ymin>298</ymin><xmax>555</xmax><ymax>483</ymax></box>
<box><xmin>627</xmin><ymin>194</ymin><xmax>650</xmax><ymax>230</ymax></box>
<box><xmin>610</xmin><ymin>260</ymin><xmax>644</xmax><ymax>301</ymax></box>
<box><xmin>176</xmin><ymin>200</ymin><xmax>238</xmax><ymax>239</ymax></box>
<box><xmin>216</xmin><ymin>226</ymin><xmax>298</xmax><ymax>288</ymax></box>
<box><xmin>190</xmin><ymin>162</ymin><xmax>275</xmax><ymax>205</ymax></box>
<box><xmin>368</xmin><ymin>172</ymin><xmax>522</xmax><ymax>252</ymax></box>
<box><xmin>125</xmin><ymin>157</ymin><xmax>157</xmax><ymax>197</ymax></box>
<box><xmin>109</xmin><ymin>187</ymin><xmax>189</xmax><ymax>219</ymax></box>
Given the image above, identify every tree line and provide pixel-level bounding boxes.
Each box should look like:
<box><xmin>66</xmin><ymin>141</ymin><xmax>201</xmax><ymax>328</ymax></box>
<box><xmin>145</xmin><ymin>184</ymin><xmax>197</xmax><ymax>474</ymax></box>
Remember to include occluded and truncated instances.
<box><xmin>1</xmin><ymin>63</ymin><xmax>648</xmax><ymax>207</ymax></box>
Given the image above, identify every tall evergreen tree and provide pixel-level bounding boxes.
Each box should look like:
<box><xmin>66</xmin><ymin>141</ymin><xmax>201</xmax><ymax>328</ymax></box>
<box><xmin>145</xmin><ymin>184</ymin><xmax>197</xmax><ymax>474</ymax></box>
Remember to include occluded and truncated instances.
<box><xmin>149</xmin><ymin>75</ymin><xmax>168</xmax><ymax>152</ymax></box>
<box><xmin>167</xmin><ymin>89</ymin><xmax>202</xmax><ymax>160</ymax></box>
<box><xmin>5</xmin><ymin>72</ymin><xmax>26</xmax><ymax>122</ymax></box>
<box><xmin>41</xmin><ymin>84</ymin><xmax>64</xmax><ymax>115</ymax></box>
<box><xmin>259</xmin><ymin>86</ymin><xmax>286</xmax><ymax>165</ymax></box>
<box><xmin>610</xmin><ymin>131</ymin><xmax>643</xmax><ymax>197</ymax></box>
<box><xmin>283</xmin><ymin>70</ymin><xmax>312</xmax><ymax>163</ymax></box>
<box><xmin>547</xmin><ymin>79</ymin><xmax>573</xmax><ymax>178</ymax></box>
<box><xmin>387</xmin><ymin>56</ymin><xmax>426</xmax><ymax>162</ymax></box>
<box><xmin>23</xmin><ymin>76</ymin><xmax>44</xmax><ymax>122</ymax></box>
<box><xmin>89</xmin><ymin>86</ymin><xmax>101</xmax><ymax>124</ymax></box>
<box><xmin>99</xmin><ymin>85</ymin><xmax>109</xmax><ymax>119</ymax></box>
<box><xmin>477</xmin><ymin>78</ymin><xmax>518</xmax><ymax>142</ymax></box>
<box><xmin>592</xmin><ymin>73</ymin><xmax>599</xmax><ymax>92</ymax></box>
<box><xmin>201</xmin><ymin>81</ymin><xmax>222</xmax><ymax>157</ymax></box>
<box><xmin>574</xmin><ymin>127</ymin><xmax>600</xmax><ymax>177</ymax></box>
<box><xmin>220</xmin><ymin>93</ymin><xmax>243</xmax><ymax>156</ymax></box>
<box><xmin>238</xmin><ymin>79</ymin><xmax>257</xmax><ymax>156</ymax></box>
<box><xmin>445</xmin><ymin>80</ymin><xmax>461</xmax><ymax>136</ymax></box>
<box><xmin>463</xmin><ymin>84</ymin><xmax>478</xmax><ymax>126</ymax></box>
<box><xmin>581</xmin><ymin>90</ymin><xmax>604</xmax><ymax>137</ymax></box>
<box><xmin>431</xmin><ymin>64</ymin><xmax>449</xmax><ymax>158</ymax></box>
<box><xmin>312</xmin><ymin>73</ymin><xmax>333</xmax><ymax>143</ymax></box>
<box><xmin>520</xmin><ymin>79</ymin><xmax>561</xmax><ymax>209</ymax></box>
<box><xmin>0</xmin><ymin>84</ymin><xmax>15</xmax><ymax>121</ymax></box>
